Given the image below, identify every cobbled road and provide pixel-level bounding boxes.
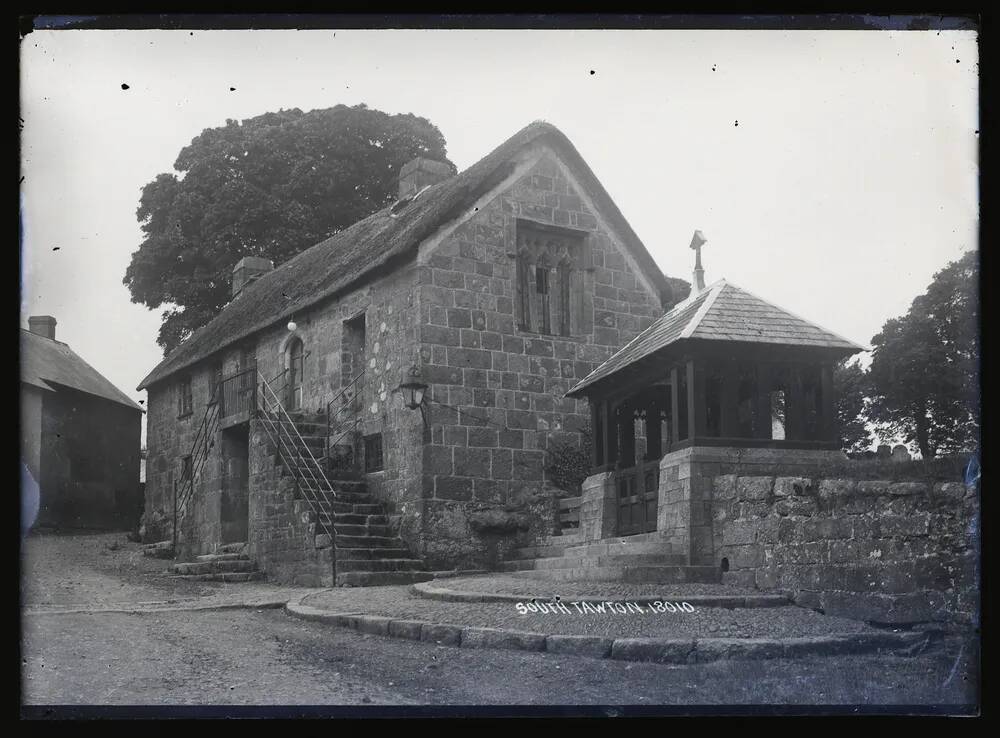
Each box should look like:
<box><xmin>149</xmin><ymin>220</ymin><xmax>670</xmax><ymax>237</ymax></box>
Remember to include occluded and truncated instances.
<box><xmin>20</xmin><ymin>533</ymin><xmax>979</xmax><ymax>713</ymax></box>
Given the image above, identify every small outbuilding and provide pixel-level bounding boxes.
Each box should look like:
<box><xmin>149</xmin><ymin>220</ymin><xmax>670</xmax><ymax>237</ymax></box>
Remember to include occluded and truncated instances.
<box><xmin>21</xmin><ymin>316</ymin><xmax>144</xmax><ymax>530</ymax></box>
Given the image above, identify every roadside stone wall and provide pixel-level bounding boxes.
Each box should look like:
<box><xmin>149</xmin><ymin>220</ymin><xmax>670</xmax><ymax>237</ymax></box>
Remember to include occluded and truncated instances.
<box><xmin>712</xmin><ymin>475</ymin><xmax>980</xmax><ymax>625</ymax></box>
<box><xmin>413</xmin><ymin>146</ymin><xmax>664</xmax><ymax>568</ymax></box>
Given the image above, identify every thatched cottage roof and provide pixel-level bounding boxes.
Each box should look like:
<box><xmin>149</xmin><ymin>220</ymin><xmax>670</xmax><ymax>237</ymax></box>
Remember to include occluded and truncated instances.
<box><xmin>138</xmin><ymin>121</ymin><xmax>671</xmax><ymax>390</ymax></box>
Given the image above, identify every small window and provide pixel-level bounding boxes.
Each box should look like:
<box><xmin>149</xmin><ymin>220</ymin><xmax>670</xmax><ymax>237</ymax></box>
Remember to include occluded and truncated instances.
<box><xmin>177</xmin><ymin>377</ymin><xmax>193</xmax><ymax>417</ymax></box>
<box><xmin>180</xmin><ymin>455</ymin><xmax>193</xmax><ymax>483</ymax></box>
<box><xmin>364</xmin><ymin>433</ymin><xmax>384</xmax><ymax>473</ymax></box>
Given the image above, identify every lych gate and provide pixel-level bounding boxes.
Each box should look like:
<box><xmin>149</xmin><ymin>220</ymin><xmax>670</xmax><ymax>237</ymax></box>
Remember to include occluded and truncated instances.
<box><xmin>566</xmin><ymin>238</ymin><xmax>863</xmax><ymax>554</ymax></box>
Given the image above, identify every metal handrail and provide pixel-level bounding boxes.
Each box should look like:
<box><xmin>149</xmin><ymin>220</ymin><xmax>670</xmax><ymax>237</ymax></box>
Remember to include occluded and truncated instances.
<box><xmin>326</xmin><ymin>371</ymin><xmax>365</xmax><ymax>461</ymax></box>
<box><xmin>173</xmin><ymin>394</ymin><xmax>221</xmax><ymax>547</ymax></box>
<box><xmin>257</xmin><ymin>374</ymin><xmax>337</xmax><ymax>546</ymax></box>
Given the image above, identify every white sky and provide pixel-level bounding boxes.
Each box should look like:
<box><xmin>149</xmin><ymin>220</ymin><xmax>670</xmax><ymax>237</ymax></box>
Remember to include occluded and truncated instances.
<box><xmin>20</xmin><ymin>29</ymin><xmax>979</xmax><ymax>443</ymax></box>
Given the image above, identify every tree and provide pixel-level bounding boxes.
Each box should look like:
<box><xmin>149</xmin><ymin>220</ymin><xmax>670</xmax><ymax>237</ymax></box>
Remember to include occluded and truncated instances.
<box><xmin>125</xmin><ymin>104</ymin><xmax>454</xmax><ymax>353</ymax></box>
<box><xmin>867</xmin><ymin>251</ymin><xmax>979</xmax><ymax>458</ymax></box>
<box><xmin>833</xmin><ymin>357</ymin><xmax>872</xmax><ymax>454</ymax></box>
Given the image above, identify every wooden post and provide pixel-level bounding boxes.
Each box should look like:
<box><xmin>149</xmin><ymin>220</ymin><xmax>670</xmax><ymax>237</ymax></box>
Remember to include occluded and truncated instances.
<box><xmin>591</xmin><ymin>401</ymin><xmax>603</xmax><ymax>468</ymax></box>
<box><xmin>720</xmin><ymin>359</ymin><xmax>739</xmax><ymax>439</ymax></box>
<box><xmin>755</xmin><ymin>364</ymin><xmax>772</xmax><ymax>439</ymax></box>
<box><xmin>787</xmin><ymin>366</ymin><xmax>805</xmax><ymax>441</ymax></box>
<box><xmin>820</xmin><ymin>363</ymin><xmax>836</xmax><ymax>443</ymax></box>
<box><xmin>645</xmin><ymin>396</ymin><xmax>662</xmax><ymax>460</ymax></box>
<box><xmin>670</xmin><ymin>366</ymin><xmax>680</xmax><ymax>447</ymax></box>
<box><xmin>603</xmin><ymin>399</ymin><xmax>618</xmax><ymax>467</ymax></box>
<box><xmin>687</xmin><ymin>359</ymin><xmax>705</xmax><ymax>442</ymax></box>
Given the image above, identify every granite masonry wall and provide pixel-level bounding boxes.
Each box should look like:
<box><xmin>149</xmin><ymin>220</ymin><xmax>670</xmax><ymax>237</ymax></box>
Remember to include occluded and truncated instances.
<box><xmin>247</xmin><ymin>420</ymin><xmax>333</xmax><ymax>586</ymax></box>
<box><xmin>142</xmin><ymin>142</ymin><xmax>668</xmax><ymax>575</ymax></box>
<box><xmin>412</xmin><ymin>146</ymin><xmax>664</xmax><ymax>568</ymax></box>
<box><xmin>712</xmin><ymin>475</ymin><xmax>980</xmax><ymax>625</ymax></box>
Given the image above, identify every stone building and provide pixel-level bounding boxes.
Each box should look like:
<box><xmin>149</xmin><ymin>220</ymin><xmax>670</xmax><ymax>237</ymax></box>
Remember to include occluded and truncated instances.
<box><xmin>21</xmin><ymin>316</ymin><xmax>144</xmax><ymax>530</ymax></box>
<box><xmin>137</xmin><ymin>121</ymin><xmax>685</xmax><ymax>585</ymax></box>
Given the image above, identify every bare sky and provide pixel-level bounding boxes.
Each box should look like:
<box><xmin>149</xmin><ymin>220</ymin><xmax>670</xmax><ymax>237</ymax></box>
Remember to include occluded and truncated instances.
<box><xmin>20</xmin><ymin>28</ymin><xmax>979</xmax><ymax>441</ymax></box>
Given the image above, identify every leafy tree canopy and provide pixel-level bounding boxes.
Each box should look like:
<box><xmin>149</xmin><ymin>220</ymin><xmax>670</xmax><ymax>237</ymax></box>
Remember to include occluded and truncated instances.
<box><xmin>125</xmin><ymin>104</ymin><xmax>453</xmax><ymax>353</ymax></box>
<box><xmin>867</xmin><ymin>250</ymin><xmax>979</xmax><ymax>458</ymax></box>
<box><xmin>834</xmin><ymin>357</ymin><xmax>873</xmax><ymax>455</ymax></box>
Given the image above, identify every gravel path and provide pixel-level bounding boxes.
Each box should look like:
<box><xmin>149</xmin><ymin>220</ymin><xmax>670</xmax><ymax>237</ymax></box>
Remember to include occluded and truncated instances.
<box><xmin>301</xmin><ymin>586</ymin><xmax>878</xmax><ymax>639</ymax></box>
<box><xmin>21</xmin><ymin>608</ymin><xmax>978</xmax><ymax>709</ymax></box>
<box><xmin>426</xmin><ymin>575</ymin><xmax>762</xmax><ymax>599</ymax></box>
<box><xmin>21</xmin><ymin>531</ymin><xmax>315</xmax><ymax>612</ymax></box>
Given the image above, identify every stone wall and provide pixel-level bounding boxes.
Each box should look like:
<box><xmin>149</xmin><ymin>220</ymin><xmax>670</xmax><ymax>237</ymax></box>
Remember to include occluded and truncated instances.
<box><xmin>247</xmin><ymin>421</ymin><xmax>333</xmax><ymax>587</ymax></box>
<box><xmin>658</xmin><ymin>446</ymin><xmax>841</xmax><ymax>566</ymax></box>
<box><xmin>712</xmin><ymin>475</ymin><xmax>980</xmax><ymax>625</ymax></box>
<box><xmin>413</xmin><ymin>146</ymin><xmax>664</xmax><ymax>568</ymax></box>
<box><xmin>36</xmin><ymin>388</ymin><xmax>142</xmax><ymax>530</ymax></box>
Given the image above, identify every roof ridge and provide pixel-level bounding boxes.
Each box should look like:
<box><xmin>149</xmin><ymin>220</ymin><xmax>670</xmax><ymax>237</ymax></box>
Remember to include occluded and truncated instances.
<box><xmin>679</xmin><ymin>280</ymin><xmax>727</xmax><ymax>339</ymax></box>
<box><xmin>721</xmin><ymin>279</ymin><xmax>866</xmax><ymax>351</ymax></box>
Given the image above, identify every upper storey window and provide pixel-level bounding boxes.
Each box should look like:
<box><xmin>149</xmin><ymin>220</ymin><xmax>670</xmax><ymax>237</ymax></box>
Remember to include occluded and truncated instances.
<box><xmin>515</xmin><ymin>221</ymin><xmax>588</xmax><ymax>337</ymax></box>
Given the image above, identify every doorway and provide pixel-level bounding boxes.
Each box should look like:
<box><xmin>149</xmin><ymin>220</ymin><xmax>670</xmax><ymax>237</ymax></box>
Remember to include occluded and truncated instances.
<box><xmin>220</xmin><ymin>425</ymin><xmax>250</xmax><ymax>544</ymax></box>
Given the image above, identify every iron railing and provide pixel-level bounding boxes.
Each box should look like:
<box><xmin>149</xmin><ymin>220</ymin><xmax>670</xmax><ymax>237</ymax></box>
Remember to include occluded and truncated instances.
<box><xmin>219</xmin><ymin>366</ymin><xmax>258</xmax><ymax>417</ymax></box>
<box><xmin>326</xmin><ymin>371</ymin><xmax>365</xmax><ymax>470</ymax></box>
<box><xmin>172</xmin><ymin>395</ymin><xmax>221</xmax><ymax>550</ymax></box>
<box><xmin>255</xmin><ymin>373</ymin><xmax>338</xmax><ymax>546</ymax></box>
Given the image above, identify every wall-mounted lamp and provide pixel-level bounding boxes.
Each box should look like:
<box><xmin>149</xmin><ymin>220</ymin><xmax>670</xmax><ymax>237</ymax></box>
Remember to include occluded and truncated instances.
<box><xmin>398</xmin><ymin>365</ymin><xmax>428</xmax><ymax>410</ymax></box>
<box><xmin>287</xmin><ymin>320</ymin><xmax>298</xmax><ymax>332</ymax></box>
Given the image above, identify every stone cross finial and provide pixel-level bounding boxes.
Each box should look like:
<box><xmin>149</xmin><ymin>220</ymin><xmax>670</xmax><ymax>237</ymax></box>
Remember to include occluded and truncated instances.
<box><xmin>689</xmin><ymin>230</ymin><xmax>707</xmax><ymax>292</ymax></box>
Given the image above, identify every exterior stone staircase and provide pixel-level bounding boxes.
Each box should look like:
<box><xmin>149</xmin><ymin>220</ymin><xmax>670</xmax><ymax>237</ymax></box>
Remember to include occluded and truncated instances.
<box><xmin>168</xmin><ymin>542</ymin><xmax>264</xmax><ymax>582</ymax></box>
<box><xmin>273</xmin><ymin>411</ymin><xmax>432</xmax><ymax>587</ymax></box>
<box><xmin>502</xmin><ymin>531</ymin><xmax>720</xmax><ymax>584</ymax></box>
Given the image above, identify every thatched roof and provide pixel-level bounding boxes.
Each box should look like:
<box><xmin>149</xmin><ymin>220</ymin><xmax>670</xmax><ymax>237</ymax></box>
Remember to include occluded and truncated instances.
<box><xmin>22</xmin><ymin>330</ymin><xmax>143</xmax><ymax>412</ymax></box>
<box><xmin>138</xmin><ymin>120</ymin><xmax>671</xmax><ymax>390</ymax></box>
<box><xmin>566</xmin><ymin>279</ymin><xmax>864</xmax><ymax>398</ymax></box>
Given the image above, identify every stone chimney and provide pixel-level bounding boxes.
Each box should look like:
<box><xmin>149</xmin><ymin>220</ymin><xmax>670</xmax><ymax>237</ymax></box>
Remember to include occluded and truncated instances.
<box><xmin>231</xmin><ymin>256</ymin><xmax>274</xmax><ymax>298</ymax></box>
<box><xmin>28</xmin><ymin>315</ymin><xmax>57</xmax><ymax>340</ymax></box>
<box><xmin>398</xmin><ymin>157</ymin><xmax>452</xmax><ymax>200</ymax></box>
<box><xmin>689</xmin><ymin>230</ymin><xmax>707</xmax><ymax>293</ymax></box>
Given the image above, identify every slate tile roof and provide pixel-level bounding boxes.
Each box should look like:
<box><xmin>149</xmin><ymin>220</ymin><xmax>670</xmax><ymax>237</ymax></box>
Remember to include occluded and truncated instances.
<box><xmin>566</xmin><ymin>279</ymin><xmax>864</xmax><ymax>397</ymax></box>
<box><xmin>138</xmin><ymin>121</ymin><xmax>671</xmax><ymax>390</ymax></box>
<box><xmin>21</xmin><ymin>329</ymin><xmax>144</xmax><ymax>411</ymax></box>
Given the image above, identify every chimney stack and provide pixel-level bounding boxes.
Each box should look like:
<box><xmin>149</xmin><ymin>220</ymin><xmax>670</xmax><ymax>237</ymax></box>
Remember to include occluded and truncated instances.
<box><xmin>232</xmin><ymin>256</ymin><xmax>274</xmax><ymax>298</ymax></box>
<box><xmin>28</xmin><ymin>315</ymin><xmax>57</xmax><ymax>340</ymax></box>
<box><xmin>398</xmin><ymin>157</ymin><xmax>452</xmax><ymax>200</ymax></box>
<box><xmin>689</xmin><ymin>230</ymin><xmax>707</xmax><ymax>293</ymax></box>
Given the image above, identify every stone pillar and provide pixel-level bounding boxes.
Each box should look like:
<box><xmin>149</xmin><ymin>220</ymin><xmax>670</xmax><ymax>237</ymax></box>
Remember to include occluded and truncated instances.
<box><xmin>580</xmin><ymin>471</ymin><xmax>617</xmax><ymax>542</ymax></box>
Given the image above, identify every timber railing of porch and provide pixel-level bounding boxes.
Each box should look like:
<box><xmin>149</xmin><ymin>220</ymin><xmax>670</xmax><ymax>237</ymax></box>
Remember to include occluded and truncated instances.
<box><xmin>255</xmin><ymin>371</ymin><xmax>337</xmax><ymax>546</ymax></box>
<box><xmin>325</xmin><ymin>371</ymin><xmax>365</xmax><ymax>473</ymax></box>
<box><xmin>173</xmin><ymin>393</ymin><xmax>221</xmax><ymax>551</ymax></box>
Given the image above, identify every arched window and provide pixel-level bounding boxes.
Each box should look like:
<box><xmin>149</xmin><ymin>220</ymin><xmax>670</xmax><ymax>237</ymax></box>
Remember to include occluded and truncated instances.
<box><xmin>287</xmin><ymin>337</ymin><xmax>304</xmax><ymax>410</ymax></box>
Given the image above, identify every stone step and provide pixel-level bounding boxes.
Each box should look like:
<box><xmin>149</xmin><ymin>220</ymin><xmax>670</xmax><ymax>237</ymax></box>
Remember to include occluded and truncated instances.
<box><xmin>562</xmin><ymin>539</ymin><xmax>680</xmax><ymax>559</ymax></box>
<box><xmin>336</xmin><ymin>558</ymin><xmax>425</xmax><ymax>573</ymax></box>
<box><xmin>142</xmin><ymin>541</ymin><xmax>175</xmax><ymax>559</ymax></box>
<box><xmin>333</xmin><ymin>523</ymin><xmax>392</xmax><ymax>537</ymax></box>
<box><xmin>216</xmin><ymin>541</ymin><xmax>248</xmax><ymax>555</ymax></box>
<box><xmin>335</xmin><ymin>570</ymin><xmax>434</xmax><ymax>587</ymax></box>
<box><xmin>329</xmin><ymin>513</ymin><xmax>389</xmax><ymax>526</ymax></box>
<box><xmin>333</xmin><ymin>547</ymin><xmax>414</xmax><ymax>560</ymax></box>
<box><xmin>511</xmin><ymin>565</ymin><xmax>720</xmax><ymax>585</ymax></box>
<box><xmin>335</xmin><ymin>534</ymin><xmax>401</xmax><ymax>549</ymax></box>
<box><xmin>167</xmin><ymin>571</ymin><xmax>264</xmax><ymax>583</ymax></box>
<box><xmin>194</xmin><ymin>552</ymin><xmax>248</xmax><ymax>563</ymax></box>
<box><xmin>171</xmin><ymin>559</ymin><xmax>257</xmax><ymax>575</ymax></box>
